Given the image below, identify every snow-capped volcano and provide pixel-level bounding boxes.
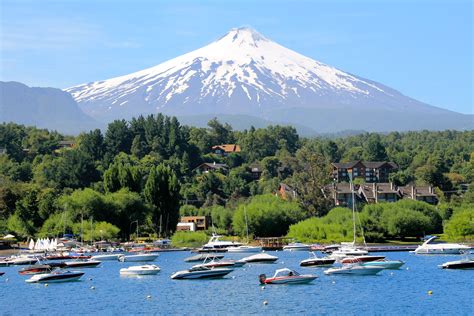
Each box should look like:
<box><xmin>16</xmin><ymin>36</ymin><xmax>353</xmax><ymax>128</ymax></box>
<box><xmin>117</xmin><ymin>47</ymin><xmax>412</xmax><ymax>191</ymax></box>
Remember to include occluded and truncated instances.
<box><xmin>66</xmin><ymin>27</ymin><xmax>471</xmax><ymax>132</ymax></box>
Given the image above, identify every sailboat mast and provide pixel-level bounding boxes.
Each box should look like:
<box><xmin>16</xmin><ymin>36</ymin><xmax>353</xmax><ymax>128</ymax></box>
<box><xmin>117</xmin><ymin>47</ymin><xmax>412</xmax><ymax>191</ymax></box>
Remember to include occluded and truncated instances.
<box><xmin>350</xmin><ymin>174</ymin><xmax>356</xmax><ymax>244</ymax></box>
<box><xmin>244</xmin><ymin>206</ymin><xmax>250</xmax><ymax>242</ymax></box>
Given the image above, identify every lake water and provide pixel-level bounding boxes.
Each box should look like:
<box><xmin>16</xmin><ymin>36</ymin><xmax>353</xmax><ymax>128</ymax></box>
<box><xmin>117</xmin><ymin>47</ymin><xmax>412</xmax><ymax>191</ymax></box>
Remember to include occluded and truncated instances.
<box><xmin>0</xmin><ymin>251</ymin><xmax>472</xmax><ymax>315</ymax></box>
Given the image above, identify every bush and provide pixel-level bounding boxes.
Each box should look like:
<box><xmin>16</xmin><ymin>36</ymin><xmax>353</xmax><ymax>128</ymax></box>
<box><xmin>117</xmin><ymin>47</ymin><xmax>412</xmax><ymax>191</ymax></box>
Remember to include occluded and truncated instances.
<box><xmin>233</xmin><ymin>194</ymin><xmax>305</xmax><ymax>237</ymax></box>
<box><xmin>171</xmin><ymin>231</ymin><xmax>209</xmax><ymax>247</ymax></box>
<box><xmin>444</xmin><ymin>208</ymin><xmax>474</xmax><ymax>240</ymax></box>
<box><xmin>287</xmin><ymin>207</ymin><xmax>357</xmax><ymax>243</ymax></box>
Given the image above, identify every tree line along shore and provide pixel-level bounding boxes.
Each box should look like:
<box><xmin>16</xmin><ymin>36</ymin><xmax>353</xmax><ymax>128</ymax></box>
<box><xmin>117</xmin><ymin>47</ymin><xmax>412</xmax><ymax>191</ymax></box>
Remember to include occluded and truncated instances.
<box><xmin>0</xmin><ymin>116</ymin><xmax>472</xmax><ymax>244</ymax></box>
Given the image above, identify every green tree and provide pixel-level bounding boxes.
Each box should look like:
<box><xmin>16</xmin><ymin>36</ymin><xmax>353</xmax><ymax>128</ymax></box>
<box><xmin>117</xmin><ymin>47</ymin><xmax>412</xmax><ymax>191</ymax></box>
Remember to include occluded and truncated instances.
<box><xmin>144</xmin><ymin>164</ymin><xmax>181</xmax><ymax>235</ymax></box>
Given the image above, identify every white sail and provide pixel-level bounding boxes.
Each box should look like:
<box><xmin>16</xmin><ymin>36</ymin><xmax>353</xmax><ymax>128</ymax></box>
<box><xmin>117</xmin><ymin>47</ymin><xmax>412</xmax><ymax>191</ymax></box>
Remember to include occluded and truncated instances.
<box><xmin>28</xmin><ymin>239</ymin><xmax>35</xmax><ymax>250</ymax></box>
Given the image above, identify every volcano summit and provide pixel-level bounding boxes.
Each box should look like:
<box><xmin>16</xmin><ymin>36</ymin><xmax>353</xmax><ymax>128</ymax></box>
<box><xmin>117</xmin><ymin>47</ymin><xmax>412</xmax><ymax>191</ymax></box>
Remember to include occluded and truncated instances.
<box><xmin>66</xmin><ymin>27</ymin><xmax>472</xmax><ymax>133</ymax></box>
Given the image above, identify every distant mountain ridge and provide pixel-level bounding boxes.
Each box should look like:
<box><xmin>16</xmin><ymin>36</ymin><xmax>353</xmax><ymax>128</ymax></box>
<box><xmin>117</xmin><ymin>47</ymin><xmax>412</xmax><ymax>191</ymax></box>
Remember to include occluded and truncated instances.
<box><xmin>0</xmin><ymin>81</ymin><xmax>100</xmax><ymax>134</ymax></box>
<box><xmin>66</xmin><ymin>27</ymin><xmax>473</xmax><ymax>132</ymax></box>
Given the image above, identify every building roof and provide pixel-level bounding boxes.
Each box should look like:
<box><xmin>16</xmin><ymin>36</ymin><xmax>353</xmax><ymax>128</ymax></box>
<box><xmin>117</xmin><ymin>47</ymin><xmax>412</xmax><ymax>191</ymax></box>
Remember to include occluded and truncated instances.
<box><xmin>358</xmin><ymin>183</ymin><xmax>400</xmax><ymax>200</ymax></box>
<box><xmin>211</xmin><ymin>144</ymin><xmax>241</xmax><ymax>153</ymax></box>
<box><xmin>399</xmin><ymin>185</ymin><xmax>437</xmax><ymax>197</ymax></box>
<box><xmin>195</xmin><ymin>162</ymin><xmax>229</xmax><ymax>171</ymax></box>
<box><xmin>332</xmin><ymin>161</ymin><xmax>398</xmax><ymax>170</ymax></box>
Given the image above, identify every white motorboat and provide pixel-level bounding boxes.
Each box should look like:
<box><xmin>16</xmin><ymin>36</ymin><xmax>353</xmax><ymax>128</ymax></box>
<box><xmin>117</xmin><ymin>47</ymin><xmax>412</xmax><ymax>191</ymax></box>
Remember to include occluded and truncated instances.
<box><xmin>64</xmin><ymin>260</ymin><xmax>101</xmax><ymax>268</ymax></box>
<box><xmin>300</xmin><ymin>252</ymin><xmax>336</xmax><ymax>267</ymax></box>
<box><xmin>329</xmin><ymin>243</ymin><xmax>368</xmax><ymax>260</ymax></box>
<box><xmin>199</xmin><ymin>234</ymin><xmax>242</xmax><ymax>252</ymax></box>
<box><xmin>439</xmin><ymin>258</ymin><xmax>474</xmax><ymax>269</ymax></box>
<box><xmin>324</xmin><ymin>264</ymin><xmax>384</xmax><ymax>275</ymax></box>
<box><xmin>283</xmin><ymin>242</ymin><xmax>311</xmax><ymax>251</ymax></box>
<box><xmin>25</xmin><ymin>270</ymin><xmax>84</xmax><ymax>283</ymax></box>
<box><xmin>361</xmin><ymin>260</ymin><xmax>405</xmax><ymax>269</ymax></box>
<box><xmin>414</xmin><ymin>236</ymin><xmax>470</xmax><ymax>254</ymax></box>
<box><xmin>226</xmin><ymin>245</ymin><xmax>262</xmax><ymax>253</ymax></box>
<box><xmin>171</xmin><ymin>267</ymin><xmax>233</xmax><ymax>279</ymax></box>
<box><xmin>192</xmin><ymin>257</ymin><xmax>245</xmax><ymax>270</ymax></box>
<box><xmin>10</xmin><ymin>256</ymin><xmax>41</xmax><ymax>265</ymax></box>
<box><xmin>91</xmin><ymin>253</ymin><xmax>122</xmax><ymax>261</ymax></box>
<box><xmin>259</xmin><ymin>268</ymin><xmax>317</xmax><ymax>284</ymax></box>
<box><xmin>239</xmin><ymin>253</ymin><xmax>278</xmax><ymax>263</ymax></box>
<box><xmin>184</xmin><ymin>253</ymin><xmax>224</xmax><ymax>262</ymax></box>
<box><xmin>120</xmin><ymin>265</ymin><xmax>161</xmax><ymax>275</ymax></box>
<box><xmin>118</xmin><ymin>253</ymin><xmax>159</xmax><ymax>262</ymax></box>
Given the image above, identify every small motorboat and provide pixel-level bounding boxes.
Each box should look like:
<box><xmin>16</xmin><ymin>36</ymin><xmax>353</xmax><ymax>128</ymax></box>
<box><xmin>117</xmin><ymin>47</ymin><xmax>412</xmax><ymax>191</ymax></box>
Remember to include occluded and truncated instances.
<box><xmin>10</xmin><ymin>257</ymin><xmax>40</xmax><ymax>265</ymax></box>
<box><xmin>64</xmin><ymin>260</ymin><xmax>101</xmax><ymax>268</ymax></box>
<box><xmin>197</xmin><ymin>234</ymin><xmax>241</xmax><ymax>253</ymax></box>
<box><xmin>191</xmin><ymin>257</ymin><xmax>245</xmax><ymax>270</ymax></box>
<box><xmin>118</xmin><ymin>253</ymin><xmax>159</xmax><ymax>262</ymax></box>
<box><xmin>171</xmin><ymin>267</ymin><xmax>233</xmax><ymax>279</ymax></box>
<box><xmin>341</xmin><ymin>255</ymin><xmax>385</xmax><ymax>264</ymax></box>
<box><xmin>120</xmin><ymin>265</ymin><xmax>161</xmax><ymax>275</ymax></box>
<box><xmin>324</xmin><ymin>264</ymin><xmax>384</xmax><ymax>275</ymax></box>
<box><xmin>259</xmin><ymin>268</ymin><xmax>317</xmax><ymax>285</ymax></box>
<box><xmin>239</xmin><ymin>253</ymin><xmax>278</xmax><ymax>263</ymax></box>
<box><xmin>414</xmin><ymin>236</ymin><xmax>470</xmax><ymax>254</ymax></box>
<box><xmin>329</xmin><ymin>244</ymin><xmax>368</xmax><ymax>260</ymax></box>
<box><xmin>300</xmin><ymin>252</ymin><xmax>336</xmax><ymax>267</ymax></box>
<box><xmin>439</xmin><ymin>258</ymin><xmax>474</xmax><ymax>269</ymax></box>
<box><xmin>184</xmin><ymin>253</ymin><xmax>224</xmax><ymax>262</ymax></box>
<box><xmin>361</xmin><ymin>260</ymin><xmax>405</xmax><ymax>269</ymax></box>
<box><xmin>25</xmin><ymin>270</ymin><xmax>84</xmax><ymax>283</ymax></box>
<box><xmin>283</xmin><ymin>242</ymin><xmax>311</xmax><ymax>251</ymax></box>
<box><xmin>91</xmin><ymin>253</ymin><xmax>122</xmax><ymax>261</ymax></box>
<box><xmin>226</xmin><ymin>245</ymin><xmax>262</xmax><ymax>253</ymax></box>
<box><xmin>19</xmin><ymin>264</ymin><xmax>54</xmax><ymax>275</ymax></box>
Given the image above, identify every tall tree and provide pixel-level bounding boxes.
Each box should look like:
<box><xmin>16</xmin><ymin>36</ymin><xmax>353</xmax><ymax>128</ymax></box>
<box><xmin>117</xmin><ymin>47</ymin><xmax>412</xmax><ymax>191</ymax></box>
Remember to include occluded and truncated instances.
<box><xmin>144</xmin><ymin>164</ymin><xmax>180</xmax><ymax>236</ymax></box>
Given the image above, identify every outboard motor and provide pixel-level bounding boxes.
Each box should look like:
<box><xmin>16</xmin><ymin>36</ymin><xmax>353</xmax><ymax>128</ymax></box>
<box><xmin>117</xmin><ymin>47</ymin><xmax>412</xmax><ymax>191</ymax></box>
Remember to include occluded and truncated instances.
<box><xmin>259</xmin><ymin>274</ymin><xmax>267</xmax><ymax>284</ymax></box>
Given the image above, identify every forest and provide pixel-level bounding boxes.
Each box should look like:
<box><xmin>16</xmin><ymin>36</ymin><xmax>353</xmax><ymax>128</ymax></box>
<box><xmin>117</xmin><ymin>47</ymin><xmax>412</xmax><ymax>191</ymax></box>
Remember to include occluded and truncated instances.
<box><xmin>0</xmin><ymin>115</ymin><xmax>473</xmax><ymax>243</ymax></box>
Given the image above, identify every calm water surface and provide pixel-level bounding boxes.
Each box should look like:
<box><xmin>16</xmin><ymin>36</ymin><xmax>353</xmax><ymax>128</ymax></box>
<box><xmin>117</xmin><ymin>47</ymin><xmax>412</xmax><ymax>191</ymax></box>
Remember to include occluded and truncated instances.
<box><xmin>0</xmin><ymin>251</ymin><xmax>472</xmax><ymax>315</ymax></box>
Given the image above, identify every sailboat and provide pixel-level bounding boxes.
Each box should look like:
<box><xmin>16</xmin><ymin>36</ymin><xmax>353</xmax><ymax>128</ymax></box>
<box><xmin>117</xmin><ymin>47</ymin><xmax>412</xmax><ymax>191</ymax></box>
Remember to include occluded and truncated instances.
<box><xmin>227</xmin><ymin>207</ymin><xmax>262</xmax><ymax>253</ymax></box>
<box><xmin>329</xmin><ymin>177</ymin><xmax>368</xmax><ymax>260</ymax></box>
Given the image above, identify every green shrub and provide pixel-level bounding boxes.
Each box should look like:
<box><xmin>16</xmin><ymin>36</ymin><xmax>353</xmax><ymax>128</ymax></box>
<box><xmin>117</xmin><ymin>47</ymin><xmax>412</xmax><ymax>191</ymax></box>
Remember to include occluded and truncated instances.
<box><xmin>171</xmin><ymin>231</ymin><xmax>209</xmax><ymax>247</ymax></box>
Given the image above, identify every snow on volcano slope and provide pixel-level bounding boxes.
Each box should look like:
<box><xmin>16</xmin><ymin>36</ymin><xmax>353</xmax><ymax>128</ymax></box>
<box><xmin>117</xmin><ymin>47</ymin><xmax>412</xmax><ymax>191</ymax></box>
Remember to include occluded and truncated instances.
<box><xmin>66</xmin><ymin>27</ymin><xmax>470</xmax><ymax>133</ymax></box>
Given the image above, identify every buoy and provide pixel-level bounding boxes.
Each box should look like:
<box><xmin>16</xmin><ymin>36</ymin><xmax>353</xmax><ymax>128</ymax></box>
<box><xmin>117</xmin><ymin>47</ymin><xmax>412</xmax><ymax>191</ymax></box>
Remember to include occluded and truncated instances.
<box><xmin>232</xmin><ymin>276</ymin><xmax>236</xmax><ymax>279</ymax></box>
<box><xmin>332</xmin><ymin>281</ymin><xmax>336</xmax><ymax>284</ymax></box>
<box><xmin>90</xmin><ymin>286</ymin><xmax>95</xmax><ymax>290</ymax></box>
<box><xmin>261</xmin><ymin>286</ymin><xmax>265</xmax><ymax>290</ymax></box>
<box><xmin>146</xmin><ymin>295</ymin><xmax>152</xmax><ymax>299</ymax></box>
<box><xmin>263</xmin><ymin>300</ymin><xmax>268</xmax><ymax>305</ymax></box>
<box><xmin>44</xmin><ymin>283</ymin><xmax>48</xmax><ymax>287</ymax></box>
<box><xmin>428</xmin><ymin>290</ymin><xmax>433</xmax><ymax>295</ymax></box>
<box><xmin>390</xmin><ymin>272</ymin><xmax>394</xmax><ymax>276</ymax></box>
<box><xmin>406</xmin><ymin>267</ymin><xmax>409</xmax><ymax>270</ymax></box>
<box><xmin>89</xmin><ymin>278</ymin><xmax>93</xmax><ymax>281</ymax></box>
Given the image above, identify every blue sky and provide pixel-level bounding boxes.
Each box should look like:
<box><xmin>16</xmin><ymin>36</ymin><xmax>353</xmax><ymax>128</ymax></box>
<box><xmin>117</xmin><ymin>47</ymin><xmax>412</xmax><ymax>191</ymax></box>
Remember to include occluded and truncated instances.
<box><xmin>1</xmin><ymin>0</ymin><xmax>472</xmax><ymax>114</ymax></box>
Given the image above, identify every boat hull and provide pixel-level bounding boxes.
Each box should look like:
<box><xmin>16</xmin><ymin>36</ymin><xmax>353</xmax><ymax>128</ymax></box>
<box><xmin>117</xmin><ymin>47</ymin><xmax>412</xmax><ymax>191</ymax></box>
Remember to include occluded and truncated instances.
<box><xmin>300</xmin><ymin>259</ymin><xmax>336</xmax><ymax>267</ymax></box>
<box><xmin>64</xmin><ymin>261</ymin><xmax>101</xmax><ymax>268</ymax></box>
<box><xmin>440</xmin><ymin>260</ymin><xmax>474</xmax><ymax>269</ymax></box>
<box><xmin>227</xmin><ymin>246</ymin><xmax>262</xmax><ymax>253</ymax></box>
<box><xmin>120</xmin><ymin>265</ymin><xmax>161</xmax><ymax>275</ymax></box>
<box><xmin>324</xmin><ymin>267</ymin><xmax>384</xmax><ymax>275</ymax></box>
<box><xmin>171</xmin><ymin>268</ymin><xmax>233</xmax><ymax>279</ymax></box>
<box><xmin>118</xmin><ymin>254</ymin><xmax>159</xmax><ymax>262</ymax></box>
<box><xmin>263</xmin><ymin>276</ymin><xmax>317</xmax><ymax>284</ymax></box>
<box><xmin>91</xmin><ymin>254</ymin><xmax>122</xmax><ymax>261</ymax></box>
<box><xmin>25</xmin><ymin>272</ymin><xmax>84</xmax><ymax>283</ymax></box>
<box><xmin>362</xmin><ymin>261</ymin><xmax>405</xmax><ymax>269</ymax></box>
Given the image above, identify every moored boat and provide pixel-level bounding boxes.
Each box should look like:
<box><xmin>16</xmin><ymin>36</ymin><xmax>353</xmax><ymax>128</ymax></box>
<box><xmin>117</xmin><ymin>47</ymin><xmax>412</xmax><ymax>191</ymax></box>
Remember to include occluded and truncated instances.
<box><xmin>239</xmin><ymin>253</ymin><xmax>278</xmax><ymax>263</ymax></box>
<box><xmin>439</xmin><ymin>258</ymin><xmax>474</xmax><ymax>269</ymax></box>
<box><xmin>171</xmin><ymin>267</ymin><xmax>233</xmax><ymax>279</ymax></box>
<box><xmin>226</xmin><ymin>245</ymin><xmax>262</xmax><ymax>253</ymax></box>
<box><xmin>19</xmin><ymin>264</ymin><xmax>55</xmax><ymax>275</ymax></box>
<box><xmin>341</xmin><ymin>255</ymin><xmax>385</xmax><ymax>264</ymax></box>
<box><xmin>118</xmin><ymin>253</ymin><xmax>159</xmax><ymax>262</ymax></box>
<box><xmin>120</xmin><ymin>265</ymin><xmax>161</xmax><ymax>275</ymax></box>
<box><xmin>361</xmin><ymin>260</ymin><xmax>405</xmax><ymax>269</ymax></box>
<box><xmin>25</xmin><ymin>270</ymin><xmax>84</xmax><ymax>283</ymax></box>
<box><xmin>324</xmin><ymin>264</ymin><xmax>384</xmax><ymax>275</ymax></box>
<box><xmin>283</xmin><ymin>242</ymin><xmax>311</xmax><ymax>251</ymax></box>
<box><xmin>192</xmin><ymin>257</ymin><xmax>245</xmax><ymax>270</ymax></box>
<box><xmin>197</xmin><ymin>234</ymin><xmax>242</xmax><ymax>253</ymax></box>
<box><xmin>184</xmin><ymin>253</ymin><xmax>224</xmax><ymax>262</ymax></box>
<box><xmin>64</xmin><ymin>260</ymin><xmax>101</xmax><ymax>268</ymax></box>
<box><xmin>259</xmin><ymin>268</ymin><xmax>317</xmax><ymax>284</ymax></box>
<box><xmin>91</xmin><ymin>253</ymin><xmax>122</xmax><ymax>261</ymax></box>
<box><xmin>414</xmin><ymin>236</ymin><xmax>470</xmax><ymax>255</ymax></box>
<box><xmin>300</xmin><ymin>252</ymin><xmax>336</xmax><ymax>267</ymax></box>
